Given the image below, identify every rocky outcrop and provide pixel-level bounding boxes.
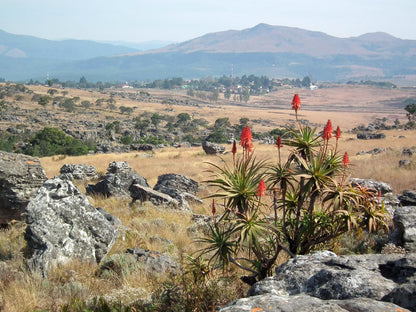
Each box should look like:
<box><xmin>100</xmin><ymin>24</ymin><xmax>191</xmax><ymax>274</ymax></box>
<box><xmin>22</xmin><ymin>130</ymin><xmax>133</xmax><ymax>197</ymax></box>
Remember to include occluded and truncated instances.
<box><xmin>154</xmin><ymin>173</ymin><xmax>202</xmax><ymax>211</ymax></box>
<box><xmin>219</xmin><ymin>251</ymin><xmax>416</xmax><ymax>312</ymax></box>
<box><xmin>126</xmin><ymin>247</ymin><xmax>180</xmax><ymax>275</ymax></box>
<box><xmin>399</xmin><ymin>190</ymin><xmax>416</xmax><ymax>206</ymax></box>
<box><xmin>25</xmin><ymin>178</ymin><xmax>120</xmax><ymax>276</ymax></box>
<box><xmin>0</xmin><ymin>151</ymin><xmax>47</xmax><ymax>224</ymax></box>
<box><xmin>202</xmin><ymin>141</ymin><xmax>226</xmax><ymax>155</ymax></box>
<box><xmin>356</xmin><ymin>132</ymin><xmax>386</xmax><ymax>140</ymax></box>
<box><xmin>220</xmin><ymin>293</ymin><xmax>410</xmax><ymax>312</ymax></box>
<box><xmin>390</xmin><ymin>206</ymin><xmax>416</xmax><ymax>252</ymax></box>
<box><xmin>58</xmin><ymin>164</ymin><xmax>99</xmax><ymax>181</ymax></box>
<box><xmin>350</xmin><ymin>178</ymin><xmax>393</xmax><ymax>195</ymax></box>
<box><xmin>129</xmin><ymin>184</ymin><xmax>179</xmax><ymax>208</ymax></box>
<box><xmin>86</xmin><ymin>161</ymin><xmax>149</xmax><ymax>198</ymax></box>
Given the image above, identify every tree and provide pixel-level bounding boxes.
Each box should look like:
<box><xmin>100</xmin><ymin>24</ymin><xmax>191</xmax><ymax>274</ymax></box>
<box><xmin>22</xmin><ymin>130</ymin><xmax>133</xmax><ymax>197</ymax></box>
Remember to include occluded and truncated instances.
<box><xmin>79</xmin><ymin>76</ymin><xmax>87</xmax><ymax>88</ymax></box>
<box><xmin>81</xmin><ymin>100</ymin><xmax>91</xmax><ymax>109</ymax></box>
<box><xmin>25</xmin><ymin>127</ymin><xmax>90</xmax><ymax>157</ymax></box>
<box><xmin>151</xmin><ymin>113</ymin><xmax>163</xmax><ymax>128</ymax></box>
<box><xmin>47</xmin><ymin>89</ymin><xmax>58</xmax><ymax>96</ymax></box>
<box><xmin>224</xmin><ymin>89</ymin><xmax>231</xmax><ymax>100</ymax></box>
<box><xmin>242</xmin><ymin>87</ymin><xmax>250</xmax><ymax>103</ymax></box>
<box><xmin>38</xmin><ymin>95</ymin><xmax>51</xmax><ymax>107</ymax></box>
<box><xmin>301</xmin><ymin>76</ymin><xmax>312</xmax><ymax>87</ymax></box>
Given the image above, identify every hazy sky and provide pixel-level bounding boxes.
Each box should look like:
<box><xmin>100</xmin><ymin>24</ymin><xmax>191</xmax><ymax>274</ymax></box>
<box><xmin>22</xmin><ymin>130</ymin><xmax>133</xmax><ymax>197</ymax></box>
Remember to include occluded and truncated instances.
<box><xmin>0</xmin><ymin>0</ymin><xmax>415</xmax><ymax>43</ymax></box>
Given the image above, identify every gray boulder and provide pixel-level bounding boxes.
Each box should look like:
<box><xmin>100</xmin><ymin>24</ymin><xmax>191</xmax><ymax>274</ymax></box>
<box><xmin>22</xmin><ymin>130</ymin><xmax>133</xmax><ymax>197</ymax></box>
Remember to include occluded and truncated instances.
<box><xmin>239</xmin><ymin>251</ymin><xmax>416</xmax><ymax>312</ymax></box>
<box><xmin>58</xmin><ymin>164</ymin><xmax>99</xmax><ymax>181</ymax></box>
<box><xmin>357</xmin><ymin>132</ymin><xmax>386</xmax><ymax>140</ymax></box>
<box><xmin>202</xmin><ymin>141</ymin><xmax>226</xmax><ymax>155</ymax></box>
<box><xmin>350</xmin><ymin>178</ymin><xmax>393</xmax><ymax>195</ymax></box>
<box><xmin>399</xmin><ymin>190</ymin><xmax>416</xmax><ymax>206</ymax></box>
<box><xmin>154</xmin><ymin>173</ymin><xmax>199</xmax><ymax>195</ymax></box>
<box><xmin>25</xmin><ymin>178</ymin><xmax>120</xmax><ymax>276</ymax></box>
<box><xmin>390</xmin><ymin>206</ymin><xmax>416</xmax><ymax>252</ymax></box>
<box><xmin>249</xmin><ymin>251</ymin><xmax>397</xmax><ymax>299</ymax></box>
<box><xmin>153</xmin><ymin>174</ymin><xmax>202</xmax><ymax>211</ymax></box>
<box><xmin>399</xmin><ymin>159</ymin><xmax>413</xmax><ymax>168</ymax></box>
<box><xmin>86</xmin><ymin>161</ymin><xmax>149</xmax><ymax>198</ymax></box>
<box><xmin>129</xmin><ymin>184</ymin><xmax>179</xmax><ymax>208</ymax></box>
<box><xmin>0</xmin><ymin>151</ymin><xmax>47</xmax><ymax>224</ymax></box>
<box><xmin>125</xmin><ymin>247</ymin><xmax>180</xmax><ymax>276</ymax></box>
<box><xmin>219</xmin><ymin>293</ymin><xmax>411</xmax><ymax>312</ymax></box>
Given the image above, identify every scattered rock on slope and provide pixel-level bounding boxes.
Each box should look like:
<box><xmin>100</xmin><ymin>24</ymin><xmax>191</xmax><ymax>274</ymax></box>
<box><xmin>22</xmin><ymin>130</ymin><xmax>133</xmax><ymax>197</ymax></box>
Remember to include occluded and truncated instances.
<box><xmin>0</xmin><ymin>151</ymin><xmax>47</xmax><ymax>224</ymax></box>
<box><xmin>25</xmin><ymin>177</ymin><xmax>120</xmax><ymax>275</ymax></box>
<box><xmin>219</xmin><ymin>251</ymin><xmax>416</xmax><ymax>312</ymax></box>
<box><xmin>86</xmin><ymin>161</ymin><xmax>149</xmax><ymax>198</ymax></box>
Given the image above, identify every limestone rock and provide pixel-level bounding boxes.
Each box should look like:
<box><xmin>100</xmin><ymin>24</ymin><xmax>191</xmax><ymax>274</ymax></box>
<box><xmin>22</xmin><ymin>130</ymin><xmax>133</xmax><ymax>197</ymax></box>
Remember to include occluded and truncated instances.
<box><xmin>25</xmin><ymin>178</ymin><xmax>120</xmax><ymax>275</ymax></box>
<box><xmin>357</xmin><ymin>132</ymin><xmax>386</xmax><ymax>140</ymax></box>
<box><xmin>129</xmin><ymin>184</ymin><xmax>179</xmax><ymax>208</ymax></box>
<box><xmin>0</xmin><ymin>151</ymin><xmax>47</xmax><ymax>224</ymax></box>
<box><xmin>390</xmin><ymin>206</ymin><xmax>416</xmax><ymax>252</ymax></box>
<box><xmin>202</xmin><ymin>141</ymin><xmax>226</xmax><ymax>155</ymax></box>
<box><xmin>58</xmin><ymin>164</ymin><xmax>99</xmax><ymax>181</ymax></box>
<box><xmin>219</xmin><ymin>293</ymin><xmax>411</xmax><ymax>312</ymax></box>
<box><xmin>350</xmin><ymin>178</ymin><xmax>393</xmax><ymax>195</ymax></box>
<box><xmin>399</xmin><ymin>190</ymin><xmax>416</xmax><ymax>206</ymax></box>
<box><xmin>153</xmin><ymin>174</ymin><xmax>202</xmax><ymax>211</ymax></box>
<box><xmin>126</xmin><ymin>247</ymin><xmax>180</xmax><ymax>276</ymax></box>
<box><xmin>86</xmin><ymin>161</ymin><xmax>149</xmax><ymax>198</ymax></box>
<box><xmin>241</xmin><ymin>251</ymin><xmax>416</xmax><ymax>311</ymax></box>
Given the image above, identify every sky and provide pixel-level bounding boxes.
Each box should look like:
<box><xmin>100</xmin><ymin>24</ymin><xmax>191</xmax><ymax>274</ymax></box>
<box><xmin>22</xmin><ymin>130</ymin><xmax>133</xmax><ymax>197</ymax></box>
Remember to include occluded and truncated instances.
<box><xmin>0</xmin><ymin>0</ymin><xmax>415</xmax><ymax>43</ymax></box>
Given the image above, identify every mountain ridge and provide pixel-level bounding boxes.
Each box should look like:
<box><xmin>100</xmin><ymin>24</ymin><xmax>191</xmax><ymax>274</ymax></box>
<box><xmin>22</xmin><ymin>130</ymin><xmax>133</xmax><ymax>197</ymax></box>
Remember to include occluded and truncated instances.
<box><xmin>1</xmin><ymin>24</ymin><xmax>416</xmax><ymax>82</ymax></box>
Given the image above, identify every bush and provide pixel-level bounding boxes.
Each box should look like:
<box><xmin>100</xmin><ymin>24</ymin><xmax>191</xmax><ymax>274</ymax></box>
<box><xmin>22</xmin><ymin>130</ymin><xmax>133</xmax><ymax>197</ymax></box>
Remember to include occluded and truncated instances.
<box><xmin>24</xmin><ymin>127</ymin><xmax>92</xmax><ymax>157</ymax></box>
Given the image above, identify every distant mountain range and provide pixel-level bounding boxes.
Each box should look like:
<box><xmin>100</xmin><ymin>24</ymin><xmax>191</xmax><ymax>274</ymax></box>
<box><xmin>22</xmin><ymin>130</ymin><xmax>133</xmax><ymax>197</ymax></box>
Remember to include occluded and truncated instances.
<box><xmin>1</xmin><ymin>24</ymin><xmax>416</xmax><ymax>83</ymax></box>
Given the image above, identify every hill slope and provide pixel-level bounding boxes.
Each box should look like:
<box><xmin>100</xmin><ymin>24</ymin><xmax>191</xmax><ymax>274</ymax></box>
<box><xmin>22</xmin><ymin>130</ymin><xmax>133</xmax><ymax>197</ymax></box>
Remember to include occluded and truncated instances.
<box><xmin>1</xmin><ymin>24</ymin><xmax>416</xmax><ymax>82</ymax></box>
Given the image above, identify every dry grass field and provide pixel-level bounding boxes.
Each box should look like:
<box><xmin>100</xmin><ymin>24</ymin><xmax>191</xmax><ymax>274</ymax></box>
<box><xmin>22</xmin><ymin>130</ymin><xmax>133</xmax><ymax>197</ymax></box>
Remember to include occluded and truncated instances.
<box><xmin>1</xmin><ymin>83</ymin><xmax>416</xmax><ymax>311</ymax></box>
<box><xmin>25</xmin><ymin>83</ymin><xmax>416</xmax><ymax>131</ymax></box>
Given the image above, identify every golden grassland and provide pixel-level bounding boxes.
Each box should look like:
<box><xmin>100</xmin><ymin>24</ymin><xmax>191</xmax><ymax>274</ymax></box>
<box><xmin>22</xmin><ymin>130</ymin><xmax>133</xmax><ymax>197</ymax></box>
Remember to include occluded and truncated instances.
<box><xmin>40</xmin><ymin>129</ymin><xmax>416</xmax><ymax>194</ymax></box>
<box><xmin>1</xmin><ymin>84</ymin><xmax>416</xmax><ymax>311</ymax></box>
<box><xmin>23</xmin><ymin>83</ymin><xmax>416</xmax><ymax>131</ymax></box>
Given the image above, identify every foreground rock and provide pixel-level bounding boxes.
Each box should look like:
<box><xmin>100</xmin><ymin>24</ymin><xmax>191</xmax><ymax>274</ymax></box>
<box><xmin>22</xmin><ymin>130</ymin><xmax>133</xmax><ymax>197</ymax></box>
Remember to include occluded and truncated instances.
<box><xmin>0</xmin><ymin>151</ymin><xmax>47</xmax><ymax>224</ymax></box>
<box><xmin>153</xmin><ymin>173</ymin><xmax>202</xmax><ymax>211</ymax></box>
<box><xmin>350</xmin><ymin>178</ymin><xmax>393</xmax><ymax>195</ymax></box>
<box><xmin>129</xmin><ymin>184</ymin><xmax>179</xmax><ymax>208</ymax></box>
<box><xmin>391</xmin><ymin>206</ymin><xmax>416</xmax><ymax>252</ymax></box>
<box><xmin>202</xmin><ymin>141</ymin><xmax>226</xmax><ymax>155</ymax></box>
<box><xmin>220</xmin><ymin>293</ymin><xmax>410</xmax><ymax>312</ymax></box>
<box><xmin>86</xmin><ymin>161</ymin><xmax>149</xmax><ymax>198</ymax></box>
<box><xmin>356</xmin><ymin>132</ymin><xmax>386</xmax><ymax>140</ymax></box>
<box><xmin>58</xmin><ymin>164</ymin><xmax>99</xmax><ymax>181</ymax></box>
<box><xmin>220</xmin><ymin>251</ymin><xmax>416</xmax><ymax>312</ymax></box>
<box><xmin>25</xmin><ymin>178</ymin><xmax>120</xmax><ymax>275</ymax></box>
<box><xmin>399</xmin><ymin>190</ymin><xmax>416</xmax><ymax>206</ymax></box>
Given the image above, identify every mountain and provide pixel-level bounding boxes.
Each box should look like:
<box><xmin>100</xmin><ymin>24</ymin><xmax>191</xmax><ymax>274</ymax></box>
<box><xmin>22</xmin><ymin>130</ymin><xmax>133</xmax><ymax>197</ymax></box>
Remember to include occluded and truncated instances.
<box><xmin>0</xmin><ymin>29</ymin><xmax>140</xmax><ymax>60</ymax></box>
<box><xmin>1</xmin><ymin>24</ymin><xmax>416</xmax><ymax>82</ymax></box>
<box><xmin>150</xmin><ymin>23</ymin><xmax>414</xmax><ymax>58</ymax></box>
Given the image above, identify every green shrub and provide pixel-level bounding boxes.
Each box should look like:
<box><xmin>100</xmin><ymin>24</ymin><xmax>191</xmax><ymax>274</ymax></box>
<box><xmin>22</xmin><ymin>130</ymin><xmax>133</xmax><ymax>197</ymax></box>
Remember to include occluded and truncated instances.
<box><xmin>24</xmin><ymin>127</ymin><xmax>92</xmax><ymax>157</ymax></box>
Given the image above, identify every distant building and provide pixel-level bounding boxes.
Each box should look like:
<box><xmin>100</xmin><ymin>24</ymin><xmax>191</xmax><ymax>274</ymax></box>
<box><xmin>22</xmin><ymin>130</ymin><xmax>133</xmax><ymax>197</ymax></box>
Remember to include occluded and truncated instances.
<box><xmin>310</xmin><ymin>84</ymin><xmax>318</xmax><ymax>90</ymax></box>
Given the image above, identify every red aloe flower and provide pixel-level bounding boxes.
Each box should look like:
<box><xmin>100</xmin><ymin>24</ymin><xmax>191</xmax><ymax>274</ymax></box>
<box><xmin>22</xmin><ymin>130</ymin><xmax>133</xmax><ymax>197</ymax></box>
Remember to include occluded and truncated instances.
<box><xmin>335</xmin><ymin>126</ymin><xmax>341</xmax><ymax>139</ymax></box>
<box><xmin>275</xmin><ymin>135</ymin><xmax>282</xmax><ymax>149</ymax></box>
<box><xmin>323</xmin><ymin>119</ymin><xmax>333</xmax><ymax>140</ymax></box>
<box><xmin>343</xmin><ymin>151</ymin><xmax>350</xmax><ymax>168</ymax></box>
<box><xmin>231</xmin><ymin>140</ymin><xmax>237</xmax><ymax>154</ymax></box>
<box><xmin>257</xmin><ymin>179</ymin><xmax>266</xmax><ymax>197</ymax></box>
<box><xmin>212</xmin><ymin>199</ymin><xmax>216</xmax><ymax>216</ymax></box>
<box><xmin>240</xmin><ymin>125</ymin><xmax>253</xmax><ymax>151</ymax></box>
<box><xmin>291</xmin><ymin>94</ymin><xmax>301</xmax><ymax>112</ymax></box>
